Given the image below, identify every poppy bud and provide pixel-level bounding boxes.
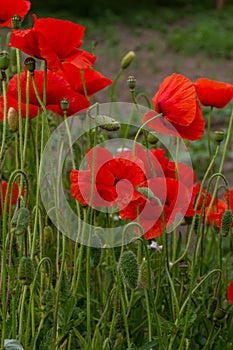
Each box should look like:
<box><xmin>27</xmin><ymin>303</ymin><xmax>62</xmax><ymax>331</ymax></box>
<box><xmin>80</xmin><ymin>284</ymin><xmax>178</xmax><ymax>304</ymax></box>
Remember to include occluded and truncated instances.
<box><xmin>214</xmin><ymin>130</ymin><xmax>224</xmax><ymax>144</ymax></box>
<box><xmin>12</xmin><ymin>207</ymin><xmax>30</xmax><ymax>236</ymax></box>
<box><xmin>139</xmin><ymin>259</ymin><xmax>149</xmax><ymax>289</ymax></box>
<box><xmin>24</xmin><ymin>57</ymin><xmax>36</xmax><ymax>74</ymax></box>
<box><xmin>7</xmin><ymin>107</ymin><xmax>19</xmax><ymax>131</ymax></box>
<box><xmin>127</xmin><ymin>75</ymin><xmax>136</xmax><ymax>92</ymax></box>
<box><xmin>206</xmin><ymin>296</ymin><xmax>218</xmax><ymax>319</ymax></box>
<box><xmin>213</xmin><ymin>307</ymin><xmax>226</xmax><ymax>322</ymax></box>
<box><xmin>43</xmin><ymin>225</ymin><xmax>54</xmax><ymax>243</ymax></box>
<box><xmin>120</xmin><ymin>250</ymin><xmax>139</xmax><ymax>290</ymax></box>
<box><xmin>121</xmin><ymin>51</ymin><xmax>135</xmax><ymax>70</ymax></box>
<box><xmin>95</xmin><ymin>114</ymin><xmax>120</xmax><ymax>131</ymax></box>
<box><xmin>60</xmin><ymin>98</ymin><xmax>70</xmax><ymax>112</ymax></box>
<box><xmin>136</xmin><ymin>186</ymin><xmax>155</xmax><ymax>200</ymax></box>
<box><xmin>11</xmin><ymin>14</ymin><xmax>22</xmax><ymax>29</ymax></box>
<box><xmin>147</xmin><ymin>131</ymin><xmax>158</xmax><ymax>144</ymax></box>
<box><xmin>41</xmin><ymin>290</ymin><xmax>54</xmax><ymax>310</ymax></box>
<box><xmin>220</xmin><ymin>209</ymin><xmax>232</xmax><ymax>236</ymax></box>
<box><xmin>0</xmin><ymin>51</ymin><xmax>10</xmax><ymax>70</ymax></box>
<box><xmin>90</xmin><ymin>235</ymin><xmax>102</xmax><ymax>268</ymax></box>
<box><xmin>18</xmin><ymin>256</ymin><xmax>35</xmax><ymax>285</ymax></box>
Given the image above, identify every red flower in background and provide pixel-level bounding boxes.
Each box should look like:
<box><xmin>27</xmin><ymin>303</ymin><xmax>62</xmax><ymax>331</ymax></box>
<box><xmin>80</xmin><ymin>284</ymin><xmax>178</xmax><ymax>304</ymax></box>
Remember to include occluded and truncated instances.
<box><xmin>0</xmin><ymin>70</ymin><xmax>90</xmax><ymax>119</ymax></box>
<box><xmin>143</xmin><ymin>73</ymin><xmax>204</xmax><ymax>140</ymax></box>
<box><xmin>70</xmin><ymin>147</ymin><xmax>146</xmax><ymax>208</ymax></box>
<box><xmin>195</xmin><ymin>78</ymin><xmax>233</xmax><ymax>108</ymax></box>
<box><xmin>0</xmin><ymin>181</ymin><xmax>21</xmax><ymax>215</ymax></box>
<box><xmin>185</xmin><ymin>183</ymin><xmax>211</xmax><ymax>217</ymax></box>
<box><xmin>228</xmin><ymin>280</ymin><xmax>233</xmax><ymax>305</ymax></box>
<box><xmin>9</xmin><ymin>15</ymin><xmax>96</xmax><ymax>72</ymax></box>
<box><xmin>0</xmin><ymin>0</ymin><xmax>30</xmax><ymax>27</ymax></box>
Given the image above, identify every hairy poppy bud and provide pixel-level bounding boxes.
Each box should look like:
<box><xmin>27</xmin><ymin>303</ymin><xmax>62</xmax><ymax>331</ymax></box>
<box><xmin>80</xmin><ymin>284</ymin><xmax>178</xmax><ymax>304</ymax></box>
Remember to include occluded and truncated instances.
<box><xmin>121</xmin><ymin>51</ymin><xmax>135</xmax><ymax>70</ymax></box>
<box><xmin>90</xmin><ymin>235</ymin><xmax>102</xmax><ymax>268</ymax></box>
<box><xmin>12</xmin><ymin>208</ymin><xmax>30</xmax><ymax>235</ymax></box>
<box><xmin>139</xmin><ymin>259</ymin><xmax>149</xmax><ymax>289</ymax></box>
<box><xmin>120</xmin><ymin>250</ymin><xmax>139</xmax><ymax>290</ymax></box>
<box><xmin>136</xmin><ymin>186</ymin><xmax>155</xmax><ymax>200</ymax></box>
<box><xmin>11</xmin><ymin>14</ymin><xmax>22</xmax><ymax>29</ymax></box>
<box><xmin>95</xmin><ymin>114</ymin><xmax>120</xmax><ymax>131</ymax></box>
<box><xmin>214</xmin><ymin>130</ymin><xmax>224</xmax><ymax>145</ymax></box>
<box><xmin>24</xmin><ymin>57</ymin><xmax>36</xmax><ymax>74</ymax></box>
<box><xmin>213</xmin><ymin>307</ymin><xmax>226</xmax><ymax>322</ymax></box>
<box><xmin>0</xmin><ymin>51</ymin><xmax>10</xmax><ymax>70</ymax></box>
<box><xmin>60</xmin><ymin>98</ymin><xmax>70</xmax><ymax>112</ymax></box>
<box><xmin>147</xmin><ymin>131</ymin><xmax>158</xmax><ymax>144</ymax></box>
<box><xmin>41</xmin><ymin>290</ymin><xmax>54</xmax><ymax>310</ymax></box>
<box><xmin>206</xmin><ymin>296</ymin><xmax>218</xmax><ymax>319</ymax></box>
<box><xmin>18</xmin><ymin>256</ymin><xmax>35</xmax><ymax>285</ymax></box>
<box><xmin>127</xmin><ymin>75</ymin><xmax>136</xmax><ymax>92</ymax></box>
<box><xmin>43</xmin><ymin>225</ymin><xmax>54</xmax><ymax>243</ymax></box>
<box><xmin>7</xmin><ymin>107</ymin><xmax>19</xmax><ymax>131</ymax></box>
<box><xmin>220</xmin><ymin>209</ymin><xmax>232</xmax><ymax>236</ymax></box>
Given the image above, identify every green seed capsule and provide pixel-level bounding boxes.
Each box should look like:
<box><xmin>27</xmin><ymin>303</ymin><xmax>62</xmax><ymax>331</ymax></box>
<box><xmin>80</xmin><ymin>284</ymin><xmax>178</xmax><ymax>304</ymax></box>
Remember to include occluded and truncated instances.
<box><xmin>24</xmin><ymin>57</ymin><xmax>36</xmax><ymax>74</ymax></box>
<box><xmin>120</xmin><ymin>250</ymin><xmax>139</xmax><ymax>290</ymax></box>
<box><xmin>12</xmin><ymin>208</ymin><xmax>30</xmax><ymax>235</ymax></box>
<box><xmin>18</xmin><ymin>256</ymin><xmax>35</xmax><ymax>285</ymax></box>
<box><xmin>127</xmin><ymin>75</ymin><xmax>136</xmax><ymax>91</ymax></box>
<box><xmin>95</xmin><ymin>114</ymin><xmax>120</xmax><ymax>131</ymax></box>
<box><xmin>11</xmin><ymin>14</ymin><xmax>22</xmax><ymax>29</ymax></box>
<box><xmin>220</xmin><ymin>209</ymin><xmax>232</xmax><ymax>236</ymax></box>
<box><xmin>60</xmin><ymin>97</ymin><xmax>70</xmax><ymax>112</ymax></box>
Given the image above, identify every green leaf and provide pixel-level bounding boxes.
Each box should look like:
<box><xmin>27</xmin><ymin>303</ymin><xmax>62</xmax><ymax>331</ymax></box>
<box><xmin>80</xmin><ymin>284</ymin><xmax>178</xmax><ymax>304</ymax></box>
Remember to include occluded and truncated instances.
<box><xmin>137</xmin><ymin>339</ymin><xmax>159</xmax><ymax>350</ymax></box>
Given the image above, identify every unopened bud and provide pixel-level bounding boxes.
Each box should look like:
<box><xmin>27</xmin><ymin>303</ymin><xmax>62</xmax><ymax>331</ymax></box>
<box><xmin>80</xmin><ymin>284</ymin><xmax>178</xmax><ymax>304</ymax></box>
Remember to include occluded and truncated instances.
<box><xmin>7</xmin><ymin>107</ymin><xmax>19</xmax><ymax>131</ymax></box>
<box><xmin>127</xmin><ymin>75</ymin><xmax>136</xmax><ymax>91</ymax></box>
<box><xmin>95</xmin><ymin>114</ymin><xmax>120</xmax><ymax>131</ymax></box>
<box><xmin>121</xmin><ymin>51</ymin><xmax>135</xmax><ymax>70</ymax></box>
<box><xmin>12</xmin><ymin>207</ymin><xmax>30</xmax><ymax>235</ymax></box>
<box><xmin>60</xmin><ymin>98</ymin><xmax>70</xmax><ymax>112</ymax></box>
<box><xmin>18</xmin><ymin>256</ymin><xmax>35</xmax><ymax>285</ymax></box>
<box><xmin>0</xmin><ymin>51</ymin><xmax>10</xmax><ymax>70</ymax></box>
<box><xmin>220</xmin><ymin>209</ymin><xmax>232</xmax><ymax>236</ymax></box>
<box><xmin>214</xmin><ymin>130</ymin><xmax>224</xmax><ymax>144</ymax></box>
<box><xmin>43</xmin><ymin>225</ymin><xmax>54</xmax><ymax>243</ymax></box>
<box><xmin>120</xmin><ymin>250</ymin><xmax>139</xmax><ymax>290</ymax></box>
<box><xmin>213</xmin><ymin>307</ymin><xmax>226</xmax><ymax>321</ymax></box>
<box><xmin>11</xmin><ymin>14</ymin><xmax>22</xmax><ymax>29</ymax></box>
<box><xmin>136</xmin><ymin>186</ymin><xmax>155</xmax><ymax>200</ymax></box>
<box><xmin>24</xmin><ymin>57</ymin><xmax>36</xmax><ymax>74</ymax></box>
<box><xmin>147</xmin><ymin>132</ymin><xmax>158</xmax><ymax>144</ymax></box>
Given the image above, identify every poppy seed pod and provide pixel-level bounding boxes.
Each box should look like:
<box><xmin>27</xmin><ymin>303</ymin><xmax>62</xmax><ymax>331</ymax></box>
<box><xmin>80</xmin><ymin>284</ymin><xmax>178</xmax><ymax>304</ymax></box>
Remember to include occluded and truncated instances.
<box><xmin>60</xmin><ymin>98</ymin><xmax>70</xmax><ymax>112</ymax></box>
<box><xmin>11</xmin><ymin>14</ymin><xmax>22</xmax><ymax>29</ymax></box>
<box><xmin>43</xmin><ymin>225</ymin><xmax>54</xmax><ymax>243</ymax></box>
<box><xmin>7</xmin><ymin>107</ymin><xmax>19</xmax><ymax>131</ymax></box>
<box><xmin>95</xmin><ymin>114</ymin><xmax>120</xmax><ymax>131</ymax></box>
<box><xmin>214</xmin><ymin>130</ymin><xmax>225</xmax><ymax>144</ymax></box>
<box><xmin>127</xmin><ymin>75</ymin><xmax>136</xmax><ymax>91</ymax></box>
<box><xmin>121</xmin><ymin>51</ymin><xmax>135</xmax><ymax>70</ymax></box>
<box><xmin>220</xmin><ymin>209</ymin><xmax>232</xmax><ymax>236</ymax></box>
<box><xmin>120</xmin><ymin>250</ymin><xmax>139</xmax><ymax>290</ymax></box>
<box><xmin>0</xmin><ymin>51</ymin><xmax>10</xmax><ymax>70</ymax></box>
<box><xmin>18</xmin><ymin>256</ymin><xmax>35</xmax><ymax>285</ymax></box>
<box><xmin>24</xmin><ymin>57</ymin><xmax>36</xmax><ymax>74</ymax></box>
<box><xmin>139</xmin><ymin>260</ymin><xmax>149</xmax><ymax>289</ymax></box>
<box><xmin>11</xmin><ymin>207</ymin><xmax>30</xmax><ymax>235</ymax></box>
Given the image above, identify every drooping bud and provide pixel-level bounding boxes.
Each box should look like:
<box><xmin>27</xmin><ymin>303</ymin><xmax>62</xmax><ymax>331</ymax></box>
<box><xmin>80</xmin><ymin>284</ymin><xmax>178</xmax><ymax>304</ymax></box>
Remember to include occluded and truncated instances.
<box><xmin>147</xmin><ymin>131</ymin><xmax>158</xmax><ymax>144</ymax></box>
<box><xmin>121</xmin><ymin>51</ymin><xmax>135</xmax><ymax>70</ymax></box>
<box><xmin>11</xmin><ymin>207</ymin><xmax>30</xmax><ymax>235</ymax></box>
<box><xmin>120</xmin><ymin>250</ymin><xmax>139</xmax><ymax>290</ymax></box>
<box><xmin>220</xmin><ymin>209</ymin><xmax>232</xmax><ymax>236</ymax></box>
<box><xmin>139</xmin><ymin>259</ymin><xmax>149</xmax><ymax>289</ymax></box>
<box><xmin>213</xmin><ymin>307</ymin><xmax>226</xmax><ymax>322</ymax></box>
<box><xmin>214</xmin><ymin>130</ymin><xmax>224</xmax><ymax>145</ymax></box>
<box><xmin>18</xmin><ymin>256</ymin><xmax>35</xmax><ymax>285</ymax></box>
<box><xmin>0</xmin><ymin>51</ymin><xmax>10</xmax><ymax>70</ymax></box>
<box><xmin>7</xmin><ymin>107</ymin><xmax>19</xmax><ymax>131</ymax></box>
<box><xmin>60</xmin><ymin>98</ymin><xmax>70</xmax><ymax>112</ymax></box>
<box><xmin>136</xmin><ymin>186</ymin><xmax>155</xmax><ymax>200</ymax></box>
<box><xmin>43</xmin><ymin>225</ymin><xmax>54</xmax><ymax>244</ymax></box>
<box><xmin>11</xmin><ymin>14</ymin><xmax>22</xmax><ymax>29</ymax></box>
<box><xmin>95</xmin><ymin>114</ymin><xmax>120</xmax><ymax>131</ymax></box>
<box><xmin>127</xmin><ymin>75</ymin><xmax>136</xmax><ymax>92</ymax></box>
<box><xmin>206</xmin><ymin>296</ymin><xmax>218</xmax><ymax>319</ymax></box>
<box><xmin>24</xmin><ymin>57</ymin><xmax>36</xmax><ymax>74</ymax></box>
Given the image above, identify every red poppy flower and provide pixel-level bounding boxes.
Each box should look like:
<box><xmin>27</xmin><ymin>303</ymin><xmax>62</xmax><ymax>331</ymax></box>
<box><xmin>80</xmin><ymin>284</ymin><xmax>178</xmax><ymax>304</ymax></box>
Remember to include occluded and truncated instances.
<box><xmin>0</xmin><ymin>69</ymin><xmax>90</xmax><ymax>119</ymax></box>
<box><xmin>195</xmin><ymin>78</ymin><xmax>233</xmax><ymax>108</ymax></box>
<box><xmin>9</xmin><ymin>15</ymin><xmax>96</xmax><ymax>72</ymax></box>
<box><xmin>70</xmin><ymin>147</ymin><xmax>146</xmax><ymax>208</ymax></box>
<box><xmin>0</xmin><ymin>181</ymin><xmax>21</xmax><ymax>215</ymax></box>
<box><xmin>0</xmin><ymin>0</ymin><xmax>30</xmax><ymax>27</ymax></box>
<box><xmin>205</xmin><ymin>198</ymin><xmax>227</xmax><ymax>228</ymax></box>
<box><xmin>185</xmin><ymin>183</ymin><xmax>211</xmax><ymax>217</ymax></box>
<box><xmin>143</xmin><ymin>73</ymin><xmax>204</xmax><ymax>140</ymax></box>
<box><xmin>228</xmin><ymin>280</ymin><xmax>233</xmax><ymax>305</ymax></box>
<box><xmin>60</xmin><ymin>63</ymin><xmax>112</xmax><ymax>97</ymax></box>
